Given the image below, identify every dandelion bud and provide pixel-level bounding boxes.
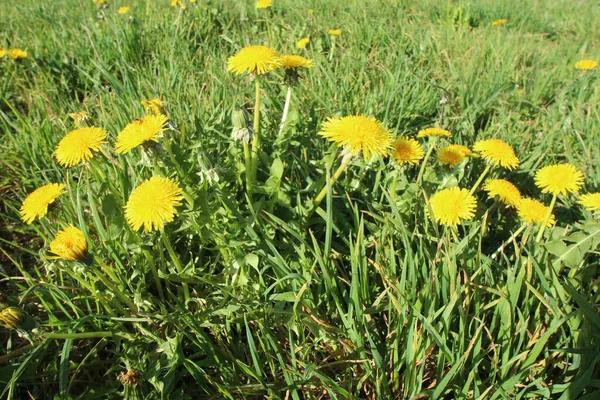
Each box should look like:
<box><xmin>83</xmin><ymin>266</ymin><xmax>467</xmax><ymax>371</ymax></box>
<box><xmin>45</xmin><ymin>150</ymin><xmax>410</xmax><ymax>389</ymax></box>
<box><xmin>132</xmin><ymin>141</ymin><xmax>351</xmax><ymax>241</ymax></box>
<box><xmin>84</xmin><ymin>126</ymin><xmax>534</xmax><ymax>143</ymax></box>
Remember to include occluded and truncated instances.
<box><xmin>0</xmin><ymin>306</ymin><xmax>26</xmax><ymax>330</ymax></box>
<box><xmin>232</xmin><ymin>107</ymin><xmax>250</xmax><ymax>130</ymax></box>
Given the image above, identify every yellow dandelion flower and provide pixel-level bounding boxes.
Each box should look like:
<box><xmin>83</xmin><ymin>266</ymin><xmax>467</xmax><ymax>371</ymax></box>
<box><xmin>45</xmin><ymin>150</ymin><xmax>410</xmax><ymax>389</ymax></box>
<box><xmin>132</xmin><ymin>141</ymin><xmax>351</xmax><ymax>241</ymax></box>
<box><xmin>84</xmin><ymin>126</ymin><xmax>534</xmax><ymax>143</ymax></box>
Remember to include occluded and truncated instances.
<box><xmin>171</xmin><ymin>0</ymin><xmax>181</xmax><ymax>7</ymax></box>
<box><xmin>391</xmin><ymin>137</ymin><xmax>424</xmax><ymax>165</ymax></box>
<box><xmin>280</xmin><ymin>55</ymin><xmax>314</xmax><ymax>70</ymax></box>
<box><xmin>297</xmin><ymin>37</ymin><xmax>310</xmax><ymax>49</ymax></box>
<box><xmin>227</xmin><ymin>45</ymin><xmax>282</xmax><ymax>75</ymax></box>
<box><xmin>579</xmin><ymin>193</ymin><xmax>600</xmax><ymax>212</ymax></box>
<box><xmin>125</xmin><ymin>176</ymin><xmax>184</xmax><ymax>233</ymax></box>
<box><xmin>492</xmin><ymin>19</ymin><xmax>508</xmax><ymax>26</ymax></box>
<box><xmin>8</xmin><ymin>49</ymin><xmax>27</xmax><ymax>59</ymax></box>
<box><xmin>115</xmin><ymin>114</ymin><xmax>169</xmax><ymax>154</ymax></box>
<box><xmin>308</xmin><ymin>9</ymin><xmax>314</xmax><ymax>15</ymax></box>
<box><xmin>0</xmin><ymin>306</ymin><xmax>25</xmax><ymax>330</ymax></box>
<box><xmin>93</xmin><ymin>0</ymin><xmax>107</xmax><ymax>4</ymax></box>
<box><xmin>437</xmin><ymin>144</ymin><xmax>472</xmax><ymax>167</ymax></box>
<box><xmin>49</xmin><ymin>226</ymin><xmax>88</xmax><ymax>261</ymax></box>
<box><xmin>574</xmin><ymin>59</ymin><xmax>598</xmax><ymax>70</ymax></box>
<box><xmin>473</xmin><ymin>139</ymin><xmax>519</xmax><ymax>170</ymax></box>
<box><xmin>534</xmin><ymin>163</ymin><xmax>584</xmax><ymax>196</ymax></box>
<box><xmin>141</xmin><ymin>98</ymin><xmax>164</xmax><ymax>115</ymax></box>
<box><xmin>328</xmin><ymin>29</ymin><xmax>342</xmax><ymax>36</ymax></box>
<box><xmin>429</xmin><ymin>187</ymin><xmax>477</xmax><ymax>226</ymax></box>
<box><xmin>483</xmin><ymin>179</ymin><xmax>522</xmax><ymax>207</ymax></box>
<box><xmin>417</xmin><ymin>127</ymin><xmax>452</xmax><ymax>138</ymax></box>
<box><xmin>517</xmin><ymin>198</ymin><xmax>555</xmax><ymax>227</ymax></box>
<box><xmin>118</xmin><ymin>6</ymin><xmax>130</xmax><ymax>14</ymax></box>
<box><xmin>68</xmin><ymin>111</ymin><xmax>90</xmax><ymax>125</ymax></box>
<box><xmin>319</xmin><ymin>115</ymin><xmax>393</xmax><ymax>159</ymax></box>
<box><xmin>20</xmin><ymin>183</ymin><xmax>66</xmax><ymax>224</ymax></box>
<box><xmin>256</xmin><ymin>0</ymin><xmax>272</xmax><ymax>9</ymax></box>
<box><xmin>0</xmin><ymin>48</ymin><xmax>7</xmax><ymax>58</ymax></box>
<box><xmin>55</xmin><ymin>127</ymin><xmax>107</xmax><ymax>167</ymax></box>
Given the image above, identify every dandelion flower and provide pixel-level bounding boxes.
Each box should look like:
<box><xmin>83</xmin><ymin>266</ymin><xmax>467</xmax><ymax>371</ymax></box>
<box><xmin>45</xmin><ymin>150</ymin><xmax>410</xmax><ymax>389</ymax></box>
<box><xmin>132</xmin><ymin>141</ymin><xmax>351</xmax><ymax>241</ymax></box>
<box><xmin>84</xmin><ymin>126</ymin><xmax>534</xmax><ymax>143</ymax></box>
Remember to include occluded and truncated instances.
<box><xmin>483</xmin><ymin>179</ymin><xmax>521</xmax><ymax>207</ymax></box>
<box><xmin>534</xmin><ymin>163</ymin><xmax>584</xmax><ymax>195</ymax></box>
<box><xmin>141</xmin><ymin>98</ymin><xmax>164</xmax><ymax>115</ymax></box>
<box><xmin>492</xmin><ymin>19</ymin><xmax>508</xmax><ymax>26</ymax></box>
<box><xmin>68</xmin><ymin>111</ymin><xmax>90</xmax><ymax>126</ymax></box>
<box><xmin>429</xmin><ymin>187</ymin><xmax>477</xmax><ymax>226</ymax></box>
<box><xmin>579</xmin><ymin>193</ymin><xmax>600</xmax><ymax>212</ymax></box>
<box><xmin>417</xmin><ymin>127</ymin><xmax>452</xmax><ymax>138</ymax></box>
<box><xmin>319</xmin><ymin>115</ymin><xmax>393</xmax><ymax>159</ymax></box>
<box><xmin>118</xmin><ymin>6</ymin><xmax>130</xmax><ymax>14</ymax></box>
<box><xmin>93</xmin><ymin>0</ymin><xmax>107</xmax><ymax>4</ymax></box>
<box><xmin>125</xmin><ymin>176</ymin><xmax>184</xmax><ymax>233</ymax></box>
<box><xmin>297</xmin><ymin>37</ymin><xmax>310</xmax><ymax>49</ymax></box>
<box><xmin>0</xmin><ymin>306</ymin><xmax>25</xmax><ymax>330</ymax></box>
<box><xmin>0</xmin><ymin>48</ymin><xmax>7</xmax><ymax>58</ymax></box>
<box><xmin>280</xmin><ymin>55</ymin><xmax>314</xmax><ymax>70</ymax></box>
<box><xmin>473</xmin><ymin>139</ymin><xmax>519</xmax><ymax>170</ymax></box>
<box><xmin>437</xmin><ymin>144</ymin><xmax>472</xmax><ymax>167</ymax></box>
<box><xmin>49</xmin><ymin>226</ymin><xmax>88</xmax><ymax>261</ymax></box>
<box><xmin>256</xmin><ymin>0</ymin><xmax>272</xmax><ymax>9</ymax></box>
<box><xmin>328</xmin><ymin>29</ymin><xmax>342</xmax><ymax>36</ymax></box>
<box><xmin>8</xmin><ymin>49</ymin><xmax>27</xmax><ymax>59</ymax></box>
<box><xmin>171</xmin><ymin>0</ymin><xmax>181</xmax><ymax>6</ymax></box>
<box><xmin>391</xmin><ymin>137</ymin><xmax>424</xmax><ymax>165</ymax></box>
<box><xmin>55</xmin><ymin>127</ymin><xmax>107</xmax><ymax>167</ymax></box>
<box><xmin>308</xmin><ymin>9</ymin><xmax>314</xmax><ymax>15</ymax></box>
<box><xmin>115</xmin><ymin>114</ymin><xmax>169</xmax><ymax>154</ymax></box>
<box><xmin>517</xmin><ymin>198</ymin><xmax>555</xmax><ymax>227</ymax></box>
<box><xmin>20</xmin><ymin>183</ymin><xmax>66</xmax><ymax>224</ymax></box>
<box><xmin>227</xmin><ymin>45</ymin><xmax>282</xmax><ymax>75</ymax></box>
<box><xmin>574</xmin><ymin>60</ymin><xmax>598</xmax><ymax>70</ymax></box>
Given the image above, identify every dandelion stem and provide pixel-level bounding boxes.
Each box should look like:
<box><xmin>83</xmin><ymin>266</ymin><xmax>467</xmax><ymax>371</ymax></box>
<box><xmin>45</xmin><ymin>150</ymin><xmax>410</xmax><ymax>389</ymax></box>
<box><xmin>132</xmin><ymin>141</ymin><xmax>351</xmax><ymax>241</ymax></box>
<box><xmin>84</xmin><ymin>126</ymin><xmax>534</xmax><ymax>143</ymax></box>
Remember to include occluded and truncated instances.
<box><xmin>278</xmin><ymin>86</ymin><xmax>292</xmax><ymax>136</ymax></box>
<box><xmin>329</xmin><ymin>36</ymin><xmax>336</xmax><ymax>61</ymax></box>
<box><xmin>313</xmin><ymin>152</ymin><xmax>353</xmax><ymax>208</ymax></box>
<box><xmin>535</xmin><ymin>193</ymin><xmax>557</xmax><ymax>243</ymax></box>
<box><xmin>249</xmin><ymin>77</ymin><xmax>262</xmax><ymax>194</ymax></box>
<box><xmin>160</xmin><ymin>230</ymin><xmax>190</xmax><ymax>304</ymax></box>
<box><xmin>143</xmin><ymin>249</ymin><xmax>165</xmax><ymax>302</ymax></box>
<box><xmin>243</xmin><ymin>142</ymin><xmax>251</xmax><ymax>192</ymax></box>
<box><xmin>416</xmin><ymin>137</ymin><xmax>437</xmax><ymax>185</ymax></box>
<box><xmin>469</xmin><ymin>164</ymin><xmax>492</xmax><ymax>195</ymax></box>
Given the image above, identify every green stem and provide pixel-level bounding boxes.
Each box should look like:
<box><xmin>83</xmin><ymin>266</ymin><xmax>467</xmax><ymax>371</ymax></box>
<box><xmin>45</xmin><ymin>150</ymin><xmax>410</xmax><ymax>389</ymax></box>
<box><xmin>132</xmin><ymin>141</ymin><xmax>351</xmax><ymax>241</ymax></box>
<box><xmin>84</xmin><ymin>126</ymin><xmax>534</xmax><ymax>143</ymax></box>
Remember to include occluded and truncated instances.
<box><xmin>143</xmin><ymin>249</ymin><xmax>165</xmax><ymax>302</ymax></box>
<box><xmin>329</xmin><ymin>37</ymin><xmax>336</xmax><ymax>61</ymax></box>
<box><xmin>313</xmin><ymin>152</ymin><xmax>353</xmax><ymax>208</ymax></box>
<box><xmin>278</xmin><ymin>86</ymin><xmax>292</xmax><ymax>136</ymax></box>
<box><xmin>44</xmin><ymin>331</ymin><xmax>113</xmax><ymax>340</ymax></box>
<box><xmin>492</xmin><ymin>223</ymin><xmax>527</xmax><ymax>259</ymax></box>
<box><xmin>93</xmin><ymin>269</ymin><xmax>138</xmax><ymax>314</ymax></box>
<box><xmin>416</xmin><ymin>137</ymin><xmax>437</xmax><ymax>185</ymax></box>
<box><xmin>249</xmin><ymin>77</ymin><xmax>262</xmax><ymax>194</ymax></box>
<box><xmin>469</xmin><ymin>164</ymin><xmax>492</xmax><ymax>195</ymax></box>
<box><xmin>535</xmin><ymin>194</ymin><xmax>557</xmax><ymax>243</ymax></box>
<box><xmin>161</xmin><ymin>230</ymin><xmax>190</xmax><ymax>304</ymax></box>
<box><xmin>243</xmin><ymin>141</ymin><xmax>251</xmax><ymax>192</ymax></box>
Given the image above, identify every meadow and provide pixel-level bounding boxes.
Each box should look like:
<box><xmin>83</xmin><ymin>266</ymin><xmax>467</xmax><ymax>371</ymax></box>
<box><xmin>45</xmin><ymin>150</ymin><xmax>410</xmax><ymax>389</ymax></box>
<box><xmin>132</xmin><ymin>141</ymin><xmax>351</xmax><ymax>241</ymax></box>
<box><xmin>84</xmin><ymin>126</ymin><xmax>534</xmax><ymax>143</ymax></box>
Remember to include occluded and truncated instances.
<box><xmin>1</xmin><ymin>0</ymin><xmax>600</xmax><ymax>398</ymax></box>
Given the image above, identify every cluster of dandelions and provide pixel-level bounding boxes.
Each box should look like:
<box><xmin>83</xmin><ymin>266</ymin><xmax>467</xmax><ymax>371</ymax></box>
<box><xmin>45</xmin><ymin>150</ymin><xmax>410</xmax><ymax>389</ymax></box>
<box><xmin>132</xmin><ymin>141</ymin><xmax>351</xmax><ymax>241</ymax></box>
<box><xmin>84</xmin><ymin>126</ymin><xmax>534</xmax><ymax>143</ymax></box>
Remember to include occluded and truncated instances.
<box><xmin>0</xmin><ymin>47</ymin><xmax>27</xmax><ymax>60</ymax></box>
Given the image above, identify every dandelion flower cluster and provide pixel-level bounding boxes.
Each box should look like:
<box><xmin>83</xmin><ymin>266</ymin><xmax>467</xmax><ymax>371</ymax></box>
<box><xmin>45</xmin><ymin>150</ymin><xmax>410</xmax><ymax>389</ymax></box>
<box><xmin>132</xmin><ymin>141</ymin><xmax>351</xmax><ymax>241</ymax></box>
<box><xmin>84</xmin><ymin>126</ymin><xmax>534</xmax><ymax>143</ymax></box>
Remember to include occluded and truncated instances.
<box><xmin>227</xmin><ymin>45</ymin><xmax>282</xmax><ymax>75</ymax></box>
<box><xmin>492</xmin><ymin>19</ymin><xmax>508</xmax><ymax>26</ymax></box>
<box><xmin>483</xmin><ymin>179</ymin><xmax>521</xmax><ymax>207</ymax></box>
<box><xmin>391</xmin><ymin>137</ymin><xmax>424</xmax><ymax>165</ymax></box>
<box><xmin>319</xmin><ymin>115</ymin><xmax>393</xmax><ymax>159</ymax></box>
<box><xmin>417</xmin><ymin>127</ymin><xmax>452</xmax><ymax>138</ymax></box>
<box><xmin>534</xmin><ymin>163</ymin><xmax>583</xmax><ymax>195</ymax></box>
<box><xmin>328</xmin><ymin>29</ymin><xmax>342</xmax><ymax>36</ymax></box>
<box><xmin>256</xmin><ymin>0</ymin><xmax>272</xmax><ymax>9</ymax></box>
<box><xmin>55</xmin><ymin>127</ymin><xmax>107</xmax><ymax>167</ymax></box>
<box><xmin>8</xmin><ymin>49</ymin><xmax>27</xmax><ymax>59</ymax></box>
<box><xmin>574</xmin><ymin>60</ymin><xmax>598</xmax><ymax>70</ymax></box>
<box><xmin>473</xmin><ymin>139</ymin><xmax>519</xmax><ymax>170</ymax></box>
<box><xmin>579</xmin><ymin>193</ymin><xmax>600</xmax><ymax>212</ymax></box>
<box><xmin>115</xmin><ymin>114</ymin><xmax>169</xmax><ymax>154</ymax></box>
<box><xmin>50</xmin><ymin>226</ymin><xmax>88</xmax><ymax>261</ymax></box>
<box><xmin>517</xmin><ymin>198</ymin><xmax>555</xmax><ymax>226</ymax></box>
<box><xmin>437</xmin><ymin>144</ymin><xmax>472</xmax><ymax>167</ymax></box>
<box><xmin>429</xmin><ymin>187</ymin><xmax>477</xmax><ymax>226</ymax></box>
<box><xmin>125</xmin><ymin>177</ymin><xmax>184</xmax><ymax>232</ymax></box>
<box><xmin>297</xmin><ymin>37</ymin><xmax>310</xmax><ymax>49</ymax></box>
<box><xmin>280</xmin><ymin>55</ymin><xmax>314</xmax><ymax>70</ymax></box>
<box><xmin>20</xmin><ymin>183</ymin><xmax>66</xmax><ymax>224</ymax></box>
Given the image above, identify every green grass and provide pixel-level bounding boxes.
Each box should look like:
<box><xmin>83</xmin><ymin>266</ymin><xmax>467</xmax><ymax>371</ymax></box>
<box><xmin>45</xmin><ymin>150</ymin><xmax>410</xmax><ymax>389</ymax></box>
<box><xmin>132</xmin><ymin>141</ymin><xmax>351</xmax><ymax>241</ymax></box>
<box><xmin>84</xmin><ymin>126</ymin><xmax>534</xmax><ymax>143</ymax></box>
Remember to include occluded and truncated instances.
<box><xmin>1</xmin><ymin>0</ymin><xmax>600</xmax><ymax>398</ymax></box>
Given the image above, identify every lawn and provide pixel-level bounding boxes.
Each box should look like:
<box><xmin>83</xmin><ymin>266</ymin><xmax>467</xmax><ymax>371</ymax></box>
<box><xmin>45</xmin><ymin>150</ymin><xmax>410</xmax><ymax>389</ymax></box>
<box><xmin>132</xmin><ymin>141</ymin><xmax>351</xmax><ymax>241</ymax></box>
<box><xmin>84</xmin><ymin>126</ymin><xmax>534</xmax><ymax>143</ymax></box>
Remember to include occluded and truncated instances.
<box><xmin>1</xmin><ymin>0</ymin><xmax>600</xmax><ymax>398</ymax></box>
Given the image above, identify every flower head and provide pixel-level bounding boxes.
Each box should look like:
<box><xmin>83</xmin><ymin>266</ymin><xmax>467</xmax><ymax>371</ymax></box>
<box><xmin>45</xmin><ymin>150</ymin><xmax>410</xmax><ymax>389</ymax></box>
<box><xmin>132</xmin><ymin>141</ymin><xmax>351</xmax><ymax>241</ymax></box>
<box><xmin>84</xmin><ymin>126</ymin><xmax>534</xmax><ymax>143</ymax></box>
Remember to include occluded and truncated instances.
<box><xmin>125</xmin><ymin>177</ymin><xmax>184</xmax><ymax>232</ymax></box>
<box><xmin>20</xmin><ymin>183</ymin><xmax>66</xmax><ymax>224</ymax></box>
<box><xmin>55</xmin><ymin>127</ymin><xmax>107</xmax><ymax>167</ymax></box>
<box><xmin>473</xmin><ymin>139</ymin><xmax>519</xmax><ymax>170</ymax></box>
<box><xmin>8</xmin><ymin>49</ymin><xmax>27</xmax><ymax>59</ymax></box>
<box><xmin>308</xmin><ymin>9</ymin><xmax>314</xmax><ymax>15</ymax></box>
<box><xmin>256</xmin><ymin>0</ymin><xmax>272</xmax><ymax>8</ymax></box>
<box><xmin>280</xmin><ymin>55</ymin><xmax>314</xmax><ymax>70</ymax></box>
<box><xmin>579</xmin><ymin>193</ymin><xmax>600</xmax><ymax>212</ymax></box>
<box><xmin>227</xmin><ymin>45</ymin><xmax>281</xmax><ymax>75</ymax></box>
<box><xmin>437</xmin><ymin>144</ymin><xmax>472</xmax><ymax>167</ymax></box>
<box><xmin>0</xmin><ymin>48</ymin><xmax>6</xmax><ymax>58</ymax></box>
<box><xmin>50</xmin><ymin>226</ymin><xmax>88</xmax><ymax>261</ymax></box>
<box><xmin>115</xmin><ymin>114</ymin><xmax>169</xmax><ymax>154</ymax></box>
<box><xmin>319</xmin><ymin>115</ymin><xmax>393</xmax><ymax>159</ymax></box>
<box><xmin>68</xmin><ymin>111</ymin><xmax>90</xmax><ymax>126</ymax></box>
<box><xmin>391</xmin><ymin>137</ymin><xmax>424</xmax><ymax>165</ymax></box>
<box><xmin>0</xmin><ymin>306</ymin><xmax>25</xmax><ymax>330</ymax></box>
<box><xmin>429</xmin><ymin>187</ymin><xmax>477</xmax><ymax>226</ymax></box>
<box><xmin>574</xmin><ymin>60</ymin><xmax>598</xmax><ymax>70</ymax></box>
<box><xmin>492</xmin><ymin>19</ymin><xmax>508</xmax><ymax>26</ymax></box>
<box><xmin>118</xmin><ymin>6</ymin><xmax>130</xmax><ymax>14</ymax></box>
<box><xmin>141</xmin><ymin>98</ymin><xmax>164</xmax><ymax>115</ymax></box>
<box><xmin>297</xmin><ymin>37</ymin><xmax>310</xmax><ymax>49</ymax></box>
<box><xmin>534</xmin><ymin>163</ymin><xmax>584</xmax><ymax>195</ymax></box>
<box><xmin>517</xmin><ymin>198</ymin><xmax>555</xmax><ymax>226</ymax></box>
<box><xmin>417</xmin><ymin>127</ymin><xmax>451</xmax><ymax>138</ymax></box>
<box><xmin>483</xmin><ymin>179</ymin><xmax>522</xmax><ymax>207</ymax></box>
<box><xmin>328</xmin><ymin>29</ymin><xmax>342</xmax><ymax>36</ymax></box>
<box><xmin>93</xmin><ymin>0</ymin><xmax>107</xmax><ymax>4</ymax></box>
